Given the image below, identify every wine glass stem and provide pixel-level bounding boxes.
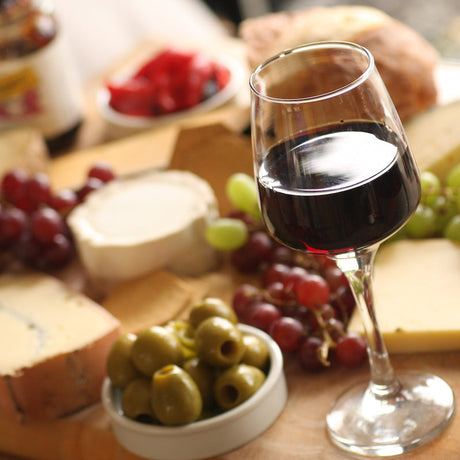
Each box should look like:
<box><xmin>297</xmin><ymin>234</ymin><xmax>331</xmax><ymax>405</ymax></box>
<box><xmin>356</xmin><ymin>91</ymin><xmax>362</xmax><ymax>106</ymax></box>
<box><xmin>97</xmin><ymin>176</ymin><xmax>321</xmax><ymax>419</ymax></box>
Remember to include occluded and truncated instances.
<box><xmin>334</xmin><ymin>245</ymin><xmax>400</xmax><ymax>395</ymax></box>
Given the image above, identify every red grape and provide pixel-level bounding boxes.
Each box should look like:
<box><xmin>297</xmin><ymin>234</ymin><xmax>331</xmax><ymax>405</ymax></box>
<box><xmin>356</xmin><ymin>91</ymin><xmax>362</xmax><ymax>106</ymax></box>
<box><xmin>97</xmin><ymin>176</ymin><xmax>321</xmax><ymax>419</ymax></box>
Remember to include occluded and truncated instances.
<box><xmin>30</xmin><ymin>207</ymin><xmax>65</xmax><ymax>244</ymax></box>
<box><xmin>335</xmin><ymin>333</ymin><xmax>368</xmax><ymax>368</ymax></box>
<box><xmin>77</xmin><ymin>177</ymin><xmax>104</xmax><ymax>202</ymax></box>
<box><xmin>0</xmin><ymin>207</ymin><xmax>26</xmax><ymax>246</ymax></box>
<box><xmin>247</xmin><ymin>301</ymin><xmax>281</xmax><ymax>332</ymax></box>
<box><xmin>323</xmin><ymin>266</ymin><xmax>349</xmax><ymax>292</ymax></box>
<box><xmin>25</xmin><ymin>172</ymin><xmax>51</xmax><ymax>206</ymax></box>
<box><xmin>283</xmin><ymin>266</ymin><xmax>309</xmax><ymax>291</ymax></box>
<box><xmin>41</xmin><ymin>234</ymin><xmax>74</xmax><ymax>268</ymax></box>
<box><xmin>246</xmin><ymin>231</ymin><xmax>273</xmax><ymax>260</ymax></box>
<box><xmin>232</xmin><ymin>284</ymin><xmax>261</xmax><ymax>321</ymax></box>
<box><xmin>88</xmin><ymin>162</ymin><xmax>115</xmax><ymax>183</ymax></box>
<box><xmin>265</xmin><ymin>281</ymin><xmax>294</xmax><ymax>303</ymax></box>
<box><xmin>48</xmin><ymin>188</ymin><xmax>78</xmax><ymax>215</ymax></box>
<box><xmin>295</xmin><ymin>273</ymin><xmax>330</xmax><ymax>309</ymax></box>
<box><xmin>230</xmin><ymin>247</ymin><xmax>260</xmax><ymax>273</ymax></box>
<box><xmin>269</xmin><ymin>316</ymin><xmax>303</xmax><ymax>352</ymax></box>
<box><xmin>298</xmin><ymin>336</ymin><xmax>326</xmax><ymax>372</ymax></box>
<box><xmin>262</xmin><ymin>263</ymin><xmax>291</xmax><ymax>287</ymax></box>
<box><xmin>1</xmin><ymin>168</ymin><xmax>27</xmax><ymax>203</ymax></box>
<box><xmin>268</xmin><ymin>245</ymin><xmax>294</xmax><ymax>265</ymax></box>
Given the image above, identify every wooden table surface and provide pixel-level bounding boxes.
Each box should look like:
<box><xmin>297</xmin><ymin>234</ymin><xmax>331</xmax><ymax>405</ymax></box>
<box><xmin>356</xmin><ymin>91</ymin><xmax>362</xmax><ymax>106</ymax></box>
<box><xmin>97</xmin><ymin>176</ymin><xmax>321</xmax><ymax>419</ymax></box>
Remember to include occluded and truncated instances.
<box><xmin>1</xmin><ymin>37</ymin><xmax>460</xmax><ymax>460</ymax></box>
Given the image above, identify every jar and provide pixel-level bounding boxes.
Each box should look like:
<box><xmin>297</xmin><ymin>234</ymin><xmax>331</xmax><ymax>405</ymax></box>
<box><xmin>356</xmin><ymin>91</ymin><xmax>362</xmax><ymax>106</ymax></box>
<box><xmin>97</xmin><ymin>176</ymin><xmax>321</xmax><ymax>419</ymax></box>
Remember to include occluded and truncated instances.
<box><xmin>0</xmin><ymin>0</ymin><xmax>83</xmax><ymax>152</ymax></box>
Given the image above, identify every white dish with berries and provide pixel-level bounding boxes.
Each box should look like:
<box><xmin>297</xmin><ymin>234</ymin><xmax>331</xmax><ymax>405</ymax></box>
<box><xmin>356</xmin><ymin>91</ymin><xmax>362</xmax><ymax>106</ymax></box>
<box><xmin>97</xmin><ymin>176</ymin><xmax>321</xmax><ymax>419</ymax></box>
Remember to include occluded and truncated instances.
<box><xmin>96</xmin><ymin>48</ymin><xmax>245</xmax><ymax>138</ymax></box>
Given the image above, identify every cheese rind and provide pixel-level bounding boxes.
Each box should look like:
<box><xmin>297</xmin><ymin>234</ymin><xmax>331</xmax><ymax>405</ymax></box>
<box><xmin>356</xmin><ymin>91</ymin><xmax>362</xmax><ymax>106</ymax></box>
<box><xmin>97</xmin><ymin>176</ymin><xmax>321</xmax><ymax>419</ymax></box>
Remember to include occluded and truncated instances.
<box><xmin>0</xmin><ymin>273</ymin><xmax>120</xmax><ymax>422</ymax></box>
<box><xmin>68</xmin><ymin>170</ymin><xmax>221</xmax><ymax>282</ymax></box>
<box><xmin>348</xmin><ymin>239</ymin><xmax>460</xmax><ymax>353</ymax></box>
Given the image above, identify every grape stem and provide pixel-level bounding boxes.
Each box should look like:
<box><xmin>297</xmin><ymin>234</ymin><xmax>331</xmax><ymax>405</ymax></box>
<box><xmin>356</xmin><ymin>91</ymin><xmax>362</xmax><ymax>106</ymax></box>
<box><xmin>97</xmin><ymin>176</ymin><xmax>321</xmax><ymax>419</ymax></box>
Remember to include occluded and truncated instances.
<box><xmin>333</xmin><ymin>245</ymin><xmax>401</xmax><ymax>396</ymax></box>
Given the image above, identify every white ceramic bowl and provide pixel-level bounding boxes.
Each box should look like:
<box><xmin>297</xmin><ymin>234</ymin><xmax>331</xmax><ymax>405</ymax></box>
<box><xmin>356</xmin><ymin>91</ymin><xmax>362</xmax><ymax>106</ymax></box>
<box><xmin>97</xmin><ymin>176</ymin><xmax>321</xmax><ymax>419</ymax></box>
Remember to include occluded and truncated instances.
<box><xmin>97</xmin><ymin>53</ymin><xmax>245</xmax><ymax>139</ymax></box>
<box><xmin>101</xmin><ymin>324</ymin><xmax>287</xmax><ymax>460</ymax></box>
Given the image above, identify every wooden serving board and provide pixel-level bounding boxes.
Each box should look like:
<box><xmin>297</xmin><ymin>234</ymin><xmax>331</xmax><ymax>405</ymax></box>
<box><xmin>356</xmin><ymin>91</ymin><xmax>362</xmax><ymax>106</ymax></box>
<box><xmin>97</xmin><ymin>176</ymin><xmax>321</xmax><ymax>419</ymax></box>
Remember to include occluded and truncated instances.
<box><xmin>1</xmin><ymin>114</ymin><xmax>460</xmax><ymax>458</ymax></box>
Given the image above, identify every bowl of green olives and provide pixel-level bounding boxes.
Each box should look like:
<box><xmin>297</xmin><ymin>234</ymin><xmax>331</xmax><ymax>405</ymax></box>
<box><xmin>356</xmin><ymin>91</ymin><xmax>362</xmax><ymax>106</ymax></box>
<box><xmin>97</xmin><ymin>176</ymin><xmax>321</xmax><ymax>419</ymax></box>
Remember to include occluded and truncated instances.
<box><xmin>101</xmin><ymin>299</ymin><xmax>287</xmax><ymax>460</ymax></box>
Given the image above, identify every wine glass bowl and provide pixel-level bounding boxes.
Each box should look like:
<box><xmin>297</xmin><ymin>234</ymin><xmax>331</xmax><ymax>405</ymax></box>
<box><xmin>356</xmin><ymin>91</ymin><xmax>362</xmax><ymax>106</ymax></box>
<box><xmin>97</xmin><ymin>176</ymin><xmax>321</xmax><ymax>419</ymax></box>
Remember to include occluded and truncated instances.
<box><xmin>250</xmin><ymin>41</ymin><xmax>455</xmax><ymax>457</ymax></box>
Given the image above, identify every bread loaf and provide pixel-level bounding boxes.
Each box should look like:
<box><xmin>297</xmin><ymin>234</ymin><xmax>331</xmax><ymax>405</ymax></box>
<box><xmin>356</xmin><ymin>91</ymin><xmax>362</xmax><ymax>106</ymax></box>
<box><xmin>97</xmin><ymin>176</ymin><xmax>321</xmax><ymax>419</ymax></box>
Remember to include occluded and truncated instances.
<box><xmin>0</xmin><ymin>273</ymin><xmax>121</xmax><ymax>422</ymax></box>
<box><xmin>239</xmin><ymin>6</ymin><xmax>439</xmax><ymax>121</ymax></box>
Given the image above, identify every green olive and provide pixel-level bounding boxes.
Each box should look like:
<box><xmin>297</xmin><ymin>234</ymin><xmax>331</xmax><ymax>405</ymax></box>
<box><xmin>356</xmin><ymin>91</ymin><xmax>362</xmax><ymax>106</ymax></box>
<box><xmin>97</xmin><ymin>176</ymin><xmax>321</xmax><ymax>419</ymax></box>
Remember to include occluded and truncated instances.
<box><xmin>194</xmin><ymin>317</ymin><xmax>245</xmax><ymax>367</ymax></box>
<box><xmin>152</xmin><ymin>364</ymin><xmax>202</xmax><ymax>425</ymax></box>
<box><xmin>182</xmin><ymin>357</ymin><xmax>215</xmax><ymax>409</ymax></box>
<box><xmin>165</xmin><ymin>320</ymin><xmax>196</xmax><ymax>358</ymax></box>
<box><xmin>107</xmin><ymin>333</ymin><xmax>141</xmax><ymax>388</ymax></box>
<box><xmin>131</xmin><ymin>326</ymin><xmax>184</xmax><ymax>377</ymax></box>
<box><xmin>121</xmin><ymin>378</ymin><xmax>155</xmax><ymax>422</ymax></box>
<box><xmin>189</xmin><ymin>298</ymin><xmax>237</xmax><ymax>329</ymax></box>
<box><xmin>241</xmin><ymin>333</ymin><xmax>269</xmax><ymax>370</ymax></box>
<box><xmin>214</xmin><ymin>364</ymin><xmax>266</xmax><ymax>411</ymax></box>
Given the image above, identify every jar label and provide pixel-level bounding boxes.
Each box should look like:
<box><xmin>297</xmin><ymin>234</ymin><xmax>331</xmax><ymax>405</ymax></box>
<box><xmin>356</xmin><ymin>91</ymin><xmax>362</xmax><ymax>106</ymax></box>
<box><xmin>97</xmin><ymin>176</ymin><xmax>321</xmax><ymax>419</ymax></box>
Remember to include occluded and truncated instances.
<box><xmin>0</xmin><ymin>34</ymin><xmax>82</xmax><ymax>139</ymax></box>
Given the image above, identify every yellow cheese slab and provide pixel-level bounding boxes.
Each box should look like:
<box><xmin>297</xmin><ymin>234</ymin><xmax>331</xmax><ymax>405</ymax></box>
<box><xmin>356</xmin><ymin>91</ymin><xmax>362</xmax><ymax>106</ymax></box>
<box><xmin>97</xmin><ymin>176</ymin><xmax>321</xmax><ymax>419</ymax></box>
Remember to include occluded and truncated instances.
<box><xmin>348</xmin><ymin>239</ymin><xmax>460</xmax><ymax>353</ymax></box>
<box><xmin>405</xmin><ymin>101</ymin><xmax>460</xmax><ymax>180</ymax></box>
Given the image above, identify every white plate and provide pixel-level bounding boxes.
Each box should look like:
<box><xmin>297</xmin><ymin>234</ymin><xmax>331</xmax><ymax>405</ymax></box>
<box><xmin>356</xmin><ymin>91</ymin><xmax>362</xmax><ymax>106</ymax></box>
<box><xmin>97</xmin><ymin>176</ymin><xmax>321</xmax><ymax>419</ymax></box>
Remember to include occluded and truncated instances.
<box><xmin>97</xmin><ymin>52</ymin><xmax>245</xmax><ymax>138</ymax></box>
<box><xmin>102</xmin><ymin>324</ymin><xmax>287</xmax><ymax>460</ymax></box>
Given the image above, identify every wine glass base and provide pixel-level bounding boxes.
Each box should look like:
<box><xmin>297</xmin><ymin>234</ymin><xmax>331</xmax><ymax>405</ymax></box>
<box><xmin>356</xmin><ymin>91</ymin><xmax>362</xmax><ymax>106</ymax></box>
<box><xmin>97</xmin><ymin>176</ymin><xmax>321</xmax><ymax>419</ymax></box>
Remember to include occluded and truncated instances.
<box><xmin>326</xmin><ymin>372</ymin><xmax>455</xmax><ymax>457</ymax></box>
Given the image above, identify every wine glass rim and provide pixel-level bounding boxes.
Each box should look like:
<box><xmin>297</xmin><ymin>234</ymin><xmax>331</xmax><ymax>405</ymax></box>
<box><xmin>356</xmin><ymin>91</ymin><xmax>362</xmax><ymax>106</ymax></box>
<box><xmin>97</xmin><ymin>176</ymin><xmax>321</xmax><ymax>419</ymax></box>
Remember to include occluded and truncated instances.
<box><xmin>249</xmin><ymin>41</ymin><xmax>375</xmax><ymax>103</ymax></box>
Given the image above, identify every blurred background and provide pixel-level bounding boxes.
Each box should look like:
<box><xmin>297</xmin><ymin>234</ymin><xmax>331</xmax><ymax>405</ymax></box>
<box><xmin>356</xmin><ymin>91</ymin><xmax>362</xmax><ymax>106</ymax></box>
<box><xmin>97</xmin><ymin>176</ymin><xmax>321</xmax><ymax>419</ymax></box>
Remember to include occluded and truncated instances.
<box><xmin>54</xmin><ymin>0</ymin><xmax>460</xmax><ymax>86</ymax></box>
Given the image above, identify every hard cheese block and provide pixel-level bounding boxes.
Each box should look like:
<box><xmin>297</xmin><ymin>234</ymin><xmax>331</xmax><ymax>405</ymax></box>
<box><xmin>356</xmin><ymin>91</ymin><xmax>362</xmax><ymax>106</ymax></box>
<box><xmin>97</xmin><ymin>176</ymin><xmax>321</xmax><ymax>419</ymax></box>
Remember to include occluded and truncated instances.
<box><xmin>0</xmin><ymin>273</ymin><xmax>121</xmax><ymax>422</ymax></box>
<box><xmin>348</xmin><ymin>239</ymin><xmax>460</xmax><ymax>353</ymax></box>
<box><xmin>405</xmin><ymin>100</ymin><xmax>460</xmax><ymax>180</ymax></box>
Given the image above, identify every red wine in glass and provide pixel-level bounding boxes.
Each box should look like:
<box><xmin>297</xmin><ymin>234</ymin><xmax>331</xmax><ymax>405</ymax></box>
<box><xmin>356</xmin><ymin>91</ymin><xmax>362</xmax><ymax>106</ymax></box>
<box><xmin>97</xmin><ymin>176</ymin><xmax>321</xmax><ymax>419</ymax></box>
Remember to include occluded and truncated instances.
<box><xmin>257</xmin><ymin>121</ymin><xmax>420</xmax><ymax>254</ymax></box>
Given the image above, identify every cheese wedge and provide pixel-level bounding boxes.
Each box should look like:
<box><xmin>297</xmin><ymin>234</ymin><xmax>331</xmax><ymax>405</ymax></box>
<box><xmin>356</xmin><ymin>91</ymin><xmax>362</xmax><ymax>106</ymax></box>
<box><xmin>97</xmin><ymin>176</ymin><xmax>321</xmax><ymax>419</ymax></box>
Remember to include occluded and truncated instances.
<box><xmin>0</xmin><ymin>273</ymin><xmax>120</xmax><ymax>422</ymax></box>
<box><xmin>348</xmin><ymin>239</ymin><xmax>460</xmax><ymax>353</ymax></box>
<box><xmin>405</xmin><ymin>100</ymin><xmax>460</xmax><ymax>180</ymax></box>
<box><xmin>68</xmin><ymin>170</ymin><xmax>221</xmax><ymax>283</ymax></box>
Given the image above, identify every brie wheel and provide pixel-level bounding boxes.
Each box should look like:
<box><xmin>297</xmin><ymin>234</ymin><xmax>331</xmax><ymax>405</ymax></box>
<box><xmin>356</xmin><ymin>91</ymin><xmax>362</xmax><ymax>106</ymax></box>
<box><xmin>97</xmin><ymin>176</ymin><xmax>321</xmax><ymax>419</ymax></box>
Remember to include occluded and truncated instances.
<box><xmin>68</xmin><ymin>170</ymin><xmax>220</xmax><ymax>281</ymax></box>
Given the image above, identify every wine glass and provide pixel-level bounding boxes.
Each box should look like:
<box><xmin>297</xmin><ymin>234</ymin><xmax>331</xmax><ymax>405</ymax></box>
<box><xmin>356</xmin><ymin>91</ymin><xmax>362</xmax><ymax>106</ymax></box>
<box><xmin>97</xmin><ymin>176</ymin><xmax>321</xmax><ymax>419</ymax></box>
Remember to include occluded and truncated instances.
<box><xmin>249</xmin><ymin>41</ymin><xmax>455</xmax><ymax>457</ymax></box>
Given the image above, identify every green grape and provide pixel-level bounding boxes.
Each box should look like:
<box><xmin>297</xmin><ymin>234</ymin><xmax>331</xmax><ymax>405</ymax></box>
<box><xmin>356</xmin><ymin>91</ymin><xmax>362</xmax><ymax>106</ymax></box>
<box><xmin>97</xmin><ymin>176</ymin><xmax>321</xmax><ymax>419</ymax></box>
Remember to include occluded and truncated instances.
<box><xmin>446</xmin><ymin>164</ymin><xmax>460</xmax><ymax>189</ymax></box>
<box><xmin>226</xmin><ymin>173</ymin><xmax>259</xmax><ymax>215</ymax></box>
<box><xmin>429</xmin><ymin>195</ymin><xmax>458</xmax><ymax>235</ymax></box>
<box><xmin>405</xmin><ymin>204</ymin><xmax>436</xmax><ymax>238</ymax></box>
<box><xmin>443</xmin><ymin>215</ymin><xmax>460</xmax><ymax>241</ymax></box>
<box><xmin>420</xmin><ymin>171</ymin><xmax>441</xmax><ymax>197</ymax></box>
<box><xmin>206</xmin><ymin>218</ymin><xmax>248</xmax><ymax>250</ymax></box>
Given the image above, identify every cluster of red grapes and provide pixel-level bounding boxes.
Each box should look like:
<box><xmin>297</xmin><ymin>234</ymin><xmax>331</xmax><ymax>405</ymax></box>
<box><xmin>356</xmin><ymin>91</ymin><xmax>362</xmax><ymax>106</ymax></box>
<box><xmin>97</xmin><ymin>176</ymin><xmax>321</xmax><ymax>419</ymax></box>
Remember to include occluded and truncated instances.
<box><xmin>0</xmin><ymin>162</ymin><xmax>115</xmax><ymax>271</ymax></box>
<box><xmin>227</xmin><ymin>214</ymin><xmax>367</xmax><ymax>372</ymax></box>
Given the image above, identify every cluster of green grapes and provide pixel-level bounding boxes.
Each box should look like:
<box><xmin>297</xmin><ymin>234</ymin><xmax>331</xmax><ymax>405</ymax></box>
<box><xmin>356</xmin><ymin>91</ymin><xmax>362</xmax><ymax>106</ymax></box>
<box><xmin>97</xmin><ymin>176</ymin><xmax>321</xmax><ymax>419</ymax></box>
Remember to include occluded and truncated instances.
<box><xmin>401</xmin><ymin>165</ymin><xmax>460</xmax><ymax>241</ymax></box>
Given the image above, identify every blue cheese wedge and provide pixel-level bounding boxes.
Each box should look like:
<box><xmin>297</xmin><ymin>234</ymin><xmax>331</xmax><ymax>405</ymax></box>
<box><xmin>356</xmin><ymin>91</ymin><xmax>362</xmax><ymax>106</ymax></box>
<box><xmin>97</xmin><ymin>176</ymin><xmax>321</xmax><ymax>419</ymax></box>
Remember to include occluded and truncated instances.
<box><xmin>68</xmin><ymin>170</ymin><xmax>221</xmax><ymax>282</ymax></box>
<box><xmin>348</xmin><ymin>239</ymin><xmax>460</xmax><ymax>353</ymax></box>
<box><xmin>0</xmin><ymin>273</ymin><xmax>120</xmax><ymax>422</ymax></box>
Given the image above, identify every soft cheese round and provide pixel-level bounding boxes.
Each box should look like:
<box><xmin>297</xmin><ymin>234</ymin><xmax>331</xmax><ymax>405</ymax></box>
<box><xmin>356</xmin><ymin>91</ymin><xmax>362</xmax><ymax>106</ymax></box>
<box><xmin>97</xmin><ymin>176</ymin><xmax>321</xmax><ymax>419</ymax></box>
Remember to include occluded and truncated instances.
<box><xmin>68</xmin><ymin>170</ymin><xmax>221</xmax><ymax>282</ymax></box>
